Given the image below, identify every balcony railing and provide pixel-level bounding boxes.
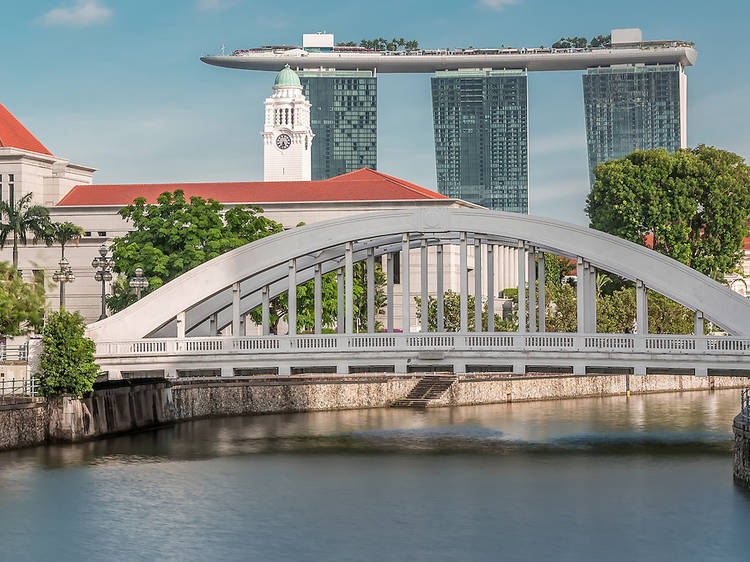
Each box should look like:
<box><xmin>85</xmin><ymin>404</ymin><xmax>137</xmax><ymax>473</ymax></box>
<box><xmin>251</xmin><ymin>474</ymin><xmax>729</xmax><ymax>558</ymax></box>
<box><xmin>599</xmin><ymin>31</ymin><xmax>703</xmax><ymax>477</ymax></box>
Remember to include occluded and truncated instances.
<box><xmin>0</xmin><ymin>344</ymin><xmax>29</xmax><ymax>362</ymax></box>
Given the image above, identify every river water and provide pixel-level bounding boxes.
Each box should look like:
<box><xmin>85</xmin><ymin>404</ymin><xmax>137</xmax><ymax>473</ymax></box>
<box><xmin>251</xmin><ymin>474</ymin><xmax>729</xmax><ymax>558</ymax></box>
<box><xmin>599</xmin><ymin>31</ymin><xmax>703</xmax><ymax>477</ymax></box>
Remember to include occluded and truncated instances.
<box><xmin>1</xmin><ymin>389</ymin><xmax>749</xmax><ymax>561</ymax></box>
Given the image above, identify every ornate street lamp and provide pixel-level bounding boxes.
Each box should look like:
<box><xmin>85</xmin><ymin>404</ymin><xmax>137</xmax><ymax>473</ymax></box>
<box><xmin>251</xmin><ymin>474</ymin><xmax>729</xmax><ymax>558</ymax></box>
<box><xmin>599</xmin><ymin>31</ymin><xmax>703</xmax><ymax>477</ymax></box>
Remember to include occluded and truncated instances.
<box><xmin>92</xmin><ymin>244</ymin><xmax>114</xmax><ymax>321</ymax></box>
<box><xmin>52</xmin><ymin>257</ymin><xmax>75</xmax><ymax>309</ymax></box>
<box><xmin>129</xmin><ymin>266</ymin><xmax>149</xmax><ymax>300</ymax></box>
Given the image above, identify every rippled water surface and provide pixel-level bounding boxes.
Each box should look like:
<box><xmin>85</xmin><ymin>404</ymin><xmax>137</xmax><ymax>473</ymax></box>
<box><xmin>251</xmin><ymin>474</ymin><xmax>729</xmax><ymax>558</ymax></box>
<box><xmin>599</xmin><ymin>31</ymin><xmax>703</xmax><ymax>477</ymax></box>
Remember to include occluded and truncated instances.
<box><xmin>1</xmin><ymin>389</ymin><xmax>749</xmax><ymax>561</ymax></box>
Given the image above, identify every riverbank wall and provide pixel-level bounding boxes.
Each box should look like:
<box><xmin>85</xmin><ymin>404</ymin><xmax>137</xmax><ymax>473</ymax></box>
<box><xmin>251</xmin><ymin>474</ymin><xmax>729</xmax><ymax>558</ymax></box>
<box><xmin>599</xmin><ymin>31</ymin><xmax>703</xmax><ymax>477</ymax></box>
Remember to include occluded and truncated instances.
<box><xmin>733</xmin><ymin>413</ymin><xmax>750</xmax><ymax>489</ymax></box>
<box><xmin>1</xmin><ymin>373</ymin><xmax>748</xmax><ymax>450</ymax></box>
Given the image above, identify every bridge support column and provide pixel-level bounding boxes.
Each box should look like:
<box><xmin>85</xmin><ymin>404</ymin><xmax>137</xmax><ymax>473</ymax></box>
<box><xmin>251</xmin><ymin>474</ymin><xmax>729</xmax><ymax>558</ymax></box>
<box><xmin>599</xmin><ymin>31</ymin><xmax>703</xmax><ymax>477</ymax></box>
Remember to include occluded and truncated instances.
<box><xmin>587</xmin><ymin>262</ymin><xmax>597</xmax><ymax>333</ymax></box>
<box><xmin>537</xmin><ymin>252</ymin><xmax>545</xmax><ymax>332</ymax></box>
<box><xmin>402</xmin><ymin>233</ymin><xmax>411</xmax><ymax>333</ymax></box>
<box><xmin>278</xmin><ymin>364</ymin><xmax>291</xmax><ymax>376</ymax></box>
<box><xmin>314</xmin><ymin>264</ymin><xmax>322</xmax><ymax>335</ymax></box>
<box><xmin>345</xmin><ymin>242</ymin><xmax>354</xmax><ymax>334</ymax></box>
<box><xmin>336</xmin><ymin>363</ymin><xmax>347</xmax><ymax>375</ymax></box>
<box><xmin>367</xmin><ymin>248</ymin><xmax>375</xmax><ymax>334</ymax></box>
<box><xmin>209</xmin><ymin>313</ymin><xmax>218</xmax><ymax>336</ymax></box>
<box><xmin>337</xmin><ymin>267</ymin><xmax>345</xmax><ymax>333</ymax></box>
<box><xmin>421</xmin><ymin>239</ymin><xmax>429</xmax><ymax>333</ymax></box>
<box><xmin>487</xmin><ymin>244</ymin><xmax>495</xmax><ymax>332</ymax></box>
<box><xmin>232</xmin><ymin>282</ymin><xmax>241</xmax><ymax>337</ymax></box>
<box><xmin>513</xmin><ymin>361</ymin><xmax>525</xmax><ymax>375</ymax></box>
<box><xmin>177</xmin><ymin>311</ymin><xmax>186</xmax><ymax>339</ymax></box>
<box><xmin>634</xmin><ymin>365</ymin><xmax>646</xmax><ymax>376</ymax></box>
<box><xmin>528</xmin><ymin>247</ymin><xmax>536</xmax><ymax>333</ymax></box>
<box><xmin>517</xmin><ymin>240</ymin><xmax>526</xmax><ymax>333</ymax></box>
<box><xmin>695</xmin><ymin>366</ymin><xmax>708</xmax><ymax>377</ymax></box>
<box><xmin>636</xmin><ymin>280</ymin><xmax>648</xmax><ymax>335</ymax></box>
<box><xmin>437</xmin><ymin>245</ymin><xmax>444</xmax><ymax>332</ymax></box>
<box><xmin>576</xmin><ymin>258</ymin><xmax>585</xmax><ymax>334</ymax></box>
<box><xmin>288</xmin><ymin>259</ymin><xmax>297</xmax><ymax>335</ymax></box>
<box><xmin>474</xmin><ymin>239</ymin><xmax>482</xmax><ymax>332</ymax></box>
<box><xmin>453</xmin><ymin>362</ymin><xmax>466</xmax><ymax>375</ymax></box>
<box><xmin>220</xmin><ymin>366</ymin><xmax>233</xmax><ymax>377</ymax></box>
<box><xmin>386</xmin><ymin>253</ymin><xmax>394</xmax><ymax>332</ymax></box>
<box><xmin>694</xmin><ymin>310</ymin><xmax>704</xmax><ymax>336</ymax></box>
<box><xmin>262</xmin><ymin>285</ymin><xmax>270</xmax><ymax>336</ymax></box>
<box><xmin>460</xmin><ymin>232</ymin><xmax>469</xmax><ymax>333</ymax></box>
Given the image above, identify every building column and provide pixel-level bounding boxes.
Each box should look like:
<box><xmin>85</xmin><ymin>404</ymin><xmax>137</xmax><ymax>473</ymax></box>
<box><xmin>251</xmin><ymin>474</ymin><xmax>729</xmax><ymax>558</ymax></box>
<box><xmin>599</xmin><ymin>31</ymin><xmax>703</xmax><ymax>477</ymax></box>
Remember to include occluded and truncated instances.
<box><xmin>262</xmin><ymin>285</ymin><xmax>270</xmax><ymax>335</ymax></box>
<box><xmin>421</xmin><ymin>239</ymin><xmax>429</xmax><ymax>333</ymax></box>
<box><xmin>436</xmin><ymin>244</ymin><xmax>444</xmax><ymax>332</ymax></box>
<box><xmin>337</xmin><ymin>267</ymin><xmax>345</xmax><ymax>333</ymax></box>
<box><xmin>474</xmin><ymin>239</ymin><xmax>482</xmax><ymax>332</ymax></box>
<box><xmin>537</xmin><ymin>252</ymin><xmax>545</xmax><ymax>332</ymax></box>
<box><xmin>528</xmin><ymin>247</ymin><xmax>536</xmax><ymax>333</ymax></box>
<box><xmin>401</xmin><ymin>233</ymin><xmax>411</xmax><ymax>333</ymax></box>
<box><xmin>576</xmin><ymin>258</ymin><xmax>585</xmax><ymax>334</ymax></box>
<box><xmin>232</xmin><ymin>281</ymin><xmax>241</xmax><ymax>337</ymax></box>
<box><xmin>345</xmin><ymin>242</ymin><xmax>354</xmax><ymax>334</ymax></box>
<box><xmin>487</xmin><ymin>244</ymin><xmax>495</xmax><ymax>332</ymax></box>
<box><xmin>517</xmin><ymin>240</ymin><xmax>526</xmax><ymax>333</ymax></box>
<box><xmin>287</xmin><ymin>259</ymin><xmax>297</xmax><ymax>335</ymax></box>
<box><xmin>314</xmin><ymin>263</ymin><xmax>322</xmax><ymax>334</ymax></box>
<box><xmin>386</xmin><ymin>253</ymin><xmax>394</xmax><ymax>332</ymax></box>
<box><xmin>694</xmin><ymin>310</ymin><xmax>704</xmax><ymax>336</ymax></box>
<box><xmin>367</xmin><ymin>248</ymin><xmax>375</xmax><ymax>334</ymax></box>
<box><xmin>460</xmin><ymin>232</ymin><xmax>469</xmax><ymax>333</ymax></box>
<box><xmin>636</xmin><ymin>280</ymin><xmax>648</xmax><ymax>335</ymax></box>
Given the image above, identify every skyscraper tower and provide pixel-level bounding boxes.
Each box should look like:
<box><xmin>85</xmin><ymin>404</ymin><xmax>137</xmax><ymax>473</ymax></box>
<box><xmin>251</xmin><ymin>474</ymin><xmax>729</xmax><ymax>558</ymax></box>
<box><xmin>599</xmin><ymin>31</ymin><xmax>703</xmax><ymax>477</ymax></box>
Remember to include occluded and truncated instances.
<box><xmin>298</xmin><ymin>70</ymin><xmax>377</xmax><ymax>180</ymax></box>
<box><xmin>262</xmin><ymin>65</ymin><xmax>314</xmax><ymax>181</ymax></box>
<box><xmin>582</xmin><ymin>29</ymin><xmax>687</xmax><ymax>186</ymax></box>
<box><xmin>431</xmin><ymin>70</ymin><xmax>529</xmax><ymax>212</ymax></box>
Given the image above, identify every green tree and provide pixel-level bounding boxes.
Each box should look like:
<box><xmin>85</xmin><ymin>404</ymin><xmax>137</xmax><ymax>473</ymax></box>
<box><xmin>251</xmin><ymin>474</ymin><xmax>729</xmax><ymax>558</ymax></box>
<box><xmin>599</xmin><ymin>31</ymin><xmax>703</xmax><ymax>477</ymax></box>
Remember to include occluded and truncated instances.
<box><xmin>586</xmin><ymin>146</ymin><xmax>750</xmax><ymax>280</ymax></box>
<box><xmin>415</xmin><ymin>290</ymin><xmax>515</xmax><ymax>332</ymax></box>
<box><xmin>0</xmin><ymin>193</ymin><xmax>51</xmax><ymax>269</ymax></box>
<box><xmin>589</xmin><ymin>34</ymin><xmax>611</xmax><ymax>47</ymax></box>
<box><xmin>107</xmin><ymin>190</ymin><xmax>283</xmax><ymax>312</ymax></box>
<box><xmin>596</xmin><ymin>286</ymin><xmax>636</xmax><ymax>333</ymax></box>
<box><xmin>545</xmin><ymin>283</ymin><xmax>578</xmax><ymax>332</ymax></box>
<box><xmin>45</xmin><ymin>221</ymin><xmax>85</xmax><ymax>260</ymax></box>
<box><xmin>0</xmin><ymin>262</ymin><xmax>46</xmax><ymax>336</ymax></box>
<box><xmin>37</xmin><ymin>310</ymin><xmax>99</xmax><ymax>398</ymax></box>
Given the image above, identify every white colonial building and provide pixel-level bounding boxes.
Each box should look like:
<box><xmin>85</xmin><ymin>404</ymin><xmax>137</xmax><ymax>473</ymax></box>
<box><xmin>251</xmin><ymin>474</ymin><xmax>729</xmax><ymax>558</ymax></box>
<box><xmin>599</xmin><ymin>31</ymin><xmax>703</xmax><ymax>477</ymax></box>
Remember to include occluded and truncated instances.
<box><xmin>262</xmin><ymin>65</ymin><xmax>314</xmax><ymax>182</ymax></box>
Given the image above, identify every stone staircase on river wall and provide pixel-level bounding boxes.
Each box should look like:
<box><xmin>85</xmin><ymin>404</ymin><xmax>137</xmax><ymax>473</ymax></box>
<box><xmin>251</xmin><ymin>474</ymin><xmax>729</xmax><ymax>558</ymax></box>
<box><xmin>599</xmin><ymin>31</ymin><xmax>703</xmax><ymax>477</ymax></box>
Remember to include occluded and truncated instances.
<box><xmin>391</xmin><ymin>374</ymin><xmax>458</xmax><ymax>408</ymax></box>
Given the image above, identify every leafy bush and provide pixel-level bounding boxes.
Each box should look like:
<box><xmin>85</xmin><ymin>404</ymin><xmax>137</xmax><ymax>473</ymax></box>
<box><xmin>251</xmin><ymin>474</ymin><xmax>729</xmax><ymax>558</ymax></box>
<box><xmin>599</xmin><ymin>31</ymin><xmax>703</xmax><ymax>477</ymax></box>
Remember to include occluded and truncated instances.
<box><xmin>37</xmin><ymin>310</ymin><xmax>99</xmax><ymax>398</ymax></box>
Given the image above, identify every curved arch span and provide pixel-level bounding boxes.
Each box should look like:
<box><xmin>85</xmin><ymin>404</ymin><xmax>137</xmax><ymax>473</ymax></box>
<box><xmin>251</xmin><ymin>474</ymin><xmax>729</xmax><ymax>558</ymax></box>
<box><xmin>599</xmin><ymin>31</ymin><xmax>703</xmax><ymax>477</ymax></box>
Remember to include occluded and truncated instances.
<box><xmin>87</xmin><ymin>208</ymin><xmax>750</xmax><ymax>340</ymax></box>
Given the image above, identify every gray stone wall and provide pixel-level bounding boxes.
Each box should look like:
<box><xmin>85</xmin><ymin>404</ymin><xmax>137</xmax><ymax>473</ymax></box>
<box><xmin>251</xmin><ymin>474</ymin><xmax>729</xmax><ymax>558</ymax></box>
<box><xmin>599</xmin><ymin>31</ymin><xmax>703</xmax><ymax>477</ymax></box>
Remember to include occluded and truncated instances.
<box><xmin>733</xmin><ymin>414</ymin><xmax>750</xmax><ymax>489</ymax></box>
<box><xmin>0</xmin><ymin>403</ymin><xmax>48</xmax><ymax>451</ymax></box>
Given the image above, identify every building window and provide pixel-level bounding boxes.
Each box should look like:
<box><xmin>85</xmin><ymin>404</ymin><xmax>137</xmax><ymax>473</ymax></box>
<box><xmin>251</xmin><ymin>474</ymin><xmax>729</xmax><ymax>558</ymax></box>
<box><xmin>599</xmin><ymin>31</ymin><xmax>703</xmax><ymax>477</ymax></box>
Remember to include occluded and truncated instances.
<box><xmin>98</xmin><ymin>231</ymin><xmax>107</xmax><ymax>237</ymax></box>
<box><xmin>84</xmin><ymin>231</ymin><xmax>91</xmax><ymax>237</ymax></box>
<box><xmin>393</xmin><ymin>251</ymin><xmax>401</xmax><ymax>284</ymax></box>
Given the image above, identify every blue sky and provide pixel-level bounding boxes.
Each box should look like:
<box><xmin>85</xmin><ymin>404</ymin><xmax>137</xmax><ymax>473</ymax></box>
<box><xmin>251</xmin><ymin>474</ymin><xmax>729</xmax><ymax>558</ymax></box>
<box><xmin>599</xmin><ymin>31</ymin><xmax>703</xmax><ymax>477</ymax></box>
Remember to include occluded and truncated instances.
<box><xmin>3</xmin><ymin>0</ymin><xmax>749</xmax><ymax>224</ymax></box>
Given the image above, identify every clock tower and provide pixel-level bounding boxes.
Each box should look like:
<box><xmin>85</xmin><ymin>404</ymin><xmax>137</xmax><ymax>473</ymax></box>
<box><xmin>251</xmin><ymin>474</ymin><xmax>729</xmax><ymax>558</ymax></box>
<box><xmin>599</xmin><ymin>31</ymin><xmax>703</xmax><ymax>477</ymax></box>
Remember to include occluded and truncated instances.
<box><xmin>262</xmin><ymin>65</ymin><xmax>314</xmax><ymax>181</ymax></box>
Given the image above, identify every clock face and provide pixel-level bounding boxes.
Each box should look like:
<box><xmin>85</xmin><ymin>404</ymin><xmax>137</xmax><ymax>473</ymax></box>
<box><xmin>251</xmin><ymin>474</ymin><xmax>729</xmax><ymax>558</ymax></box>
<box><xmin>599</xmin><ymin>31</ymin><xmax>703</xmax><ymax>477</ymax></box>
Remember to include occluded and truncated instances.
<box><xmin>276</xmin><ymin>133</ymin><xmax>292</xmax><ymax>150</ymax></box>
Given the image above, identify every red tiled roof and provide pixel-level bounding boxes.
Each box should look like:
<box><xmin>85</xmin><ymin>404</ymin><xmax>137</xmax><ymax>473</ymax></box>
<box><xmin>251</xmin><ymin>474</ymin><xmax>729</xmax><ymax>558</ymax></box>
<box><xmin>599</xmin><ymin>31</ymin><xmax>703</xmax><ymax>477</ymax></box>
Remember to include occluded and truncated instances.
<box><xmin>56</xmin><ymin>168</ymin><xmax>450</xmax><ymax>206</ymax></box>
<box><xmin>0</xmin><ymin>103</ymin><xmax>52</xmax><ymax>155</ymax></box>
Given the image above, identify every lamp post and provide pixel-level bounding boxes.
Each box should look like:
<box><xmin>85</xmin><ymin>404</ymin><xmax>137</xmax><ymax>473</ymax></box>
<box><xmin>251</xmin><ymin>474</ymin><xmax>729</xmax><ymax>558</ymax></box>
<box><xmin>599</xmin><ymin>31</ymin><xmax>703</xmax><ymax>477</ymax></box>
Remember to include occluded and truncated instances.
<box><xmin>52</xmin><ymin>257</ymin><xmax>75</xmax><ymax>309</ymax></box>
<box><xmin>92</xmin><ymin>244</ymin><xmax>114</xmax><ymax>321</ymax></box>
<box><xmin>129</xmin><ymin>266</ymin><xmax>149</xmax><ymax>300</ymax></box>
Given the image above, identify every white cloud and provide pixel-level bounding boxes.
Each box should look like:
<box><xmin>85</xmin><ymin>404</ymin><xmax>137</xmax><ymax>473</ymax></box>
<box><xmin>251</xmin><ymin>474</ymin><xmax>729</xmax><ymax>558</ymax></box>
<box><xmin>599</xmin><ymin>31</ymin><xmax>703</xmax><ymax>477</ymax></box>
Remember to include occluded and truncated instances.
<box><xmin>478</xmin><ymin>0</ymin><xmax>521</xmax><ymax>11</ymax></box>
<box><xmin>41</xmin><ymin>0</ymin><xmax>112</xmax><ymax>27</ymax></box>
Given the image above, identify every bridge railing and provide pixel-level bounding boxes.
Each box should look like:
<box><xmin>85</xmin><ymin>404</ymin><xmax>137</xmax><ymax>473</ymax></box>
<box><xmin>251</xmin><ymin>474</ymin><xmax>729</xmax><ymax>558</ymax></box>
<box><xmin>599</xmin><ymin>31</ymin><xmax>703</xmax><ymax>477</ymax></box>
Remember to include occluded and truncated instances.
<box><xmin>94</xmin><ymin>333</ymin><xmax>750</xmax><ymax>358</ymax></box>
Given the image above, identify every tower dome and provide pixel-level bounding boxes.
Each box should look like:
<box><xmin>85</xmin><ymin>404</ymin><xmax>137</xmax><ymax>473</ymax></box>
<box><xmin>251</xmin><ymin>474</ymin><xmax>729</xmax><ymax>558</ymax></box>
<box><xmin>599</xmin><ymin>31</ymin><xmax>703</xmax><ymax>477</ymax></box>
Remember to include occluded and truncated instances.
<box><xmin>274</xmin><ymin>64</ymin><xmax>301</xmax><ymax>87</ymax></box>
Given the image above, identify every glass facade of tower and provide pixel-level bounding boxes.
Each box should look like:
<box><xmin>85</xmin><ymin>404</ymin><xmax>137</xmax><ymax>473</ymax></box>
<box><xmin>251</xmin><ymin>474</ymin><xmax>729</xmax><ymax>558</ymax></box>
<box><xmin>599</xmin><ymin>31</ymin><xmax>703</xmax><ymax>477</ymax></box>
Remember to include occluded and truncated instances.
<box><xmin>298</xmin><ymin>71</ymin><xmax>377</xmax><ymax>180</ymax></box>
<box><xmin>582</xmin><ymin>65</ymin><xmax>686</xmax><ymax>186</ymax></box>
<box><xmin>431</xmin><ymin>70</ymin><xmax>528</xmax><ymax>213</ymax></box>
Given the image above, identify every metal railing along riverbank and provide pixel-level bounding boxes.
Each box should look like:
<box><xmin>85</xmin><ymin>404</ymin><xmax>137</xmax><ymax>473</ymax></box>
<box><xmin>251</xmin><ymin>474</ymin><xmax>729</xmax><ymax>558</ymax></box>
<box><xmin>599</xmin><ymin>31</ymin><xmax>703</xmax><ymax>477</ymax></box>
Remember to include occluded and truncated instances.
<box><xmin>95</xmin><ymin>333</ymin><xmax>750</xmax><ymax>357</ymax></box>
<box><xmin>0</xmin><ymin>378</ymin><xmax>40</xmax><ymax>406</ymax></box>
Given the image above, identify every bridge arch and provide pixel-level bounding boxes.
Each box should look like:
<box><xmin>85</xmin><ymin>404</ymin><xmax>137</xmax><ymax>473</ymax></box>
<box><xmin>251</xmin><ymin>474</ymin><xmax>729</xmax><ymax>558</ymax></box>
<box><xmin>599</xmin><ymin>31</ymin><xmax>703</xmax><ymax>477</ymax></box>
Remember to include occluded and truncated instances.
<box><xmin>87</xmin><ymin>207</ymin><xmax>750</xmax><ymax>341</ymax></box>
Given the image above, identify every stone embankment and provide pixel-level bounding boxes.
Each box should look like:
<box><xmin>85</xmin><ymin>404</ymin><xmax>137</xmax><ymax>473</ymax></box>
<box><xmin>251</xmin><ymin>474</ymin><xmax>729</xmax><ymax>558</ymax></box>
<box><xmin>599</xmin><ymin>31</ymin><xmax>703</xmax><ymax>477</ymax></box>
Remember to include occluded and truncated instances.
<box><xmin>733</xmin><ymin>408</ymin><xmax>750</xmax><ymax>489</ymax></box>
<box><xmin>1</xmin><ymin>373</ymin><xmax>748</xmax><ymax>451</ymax></box>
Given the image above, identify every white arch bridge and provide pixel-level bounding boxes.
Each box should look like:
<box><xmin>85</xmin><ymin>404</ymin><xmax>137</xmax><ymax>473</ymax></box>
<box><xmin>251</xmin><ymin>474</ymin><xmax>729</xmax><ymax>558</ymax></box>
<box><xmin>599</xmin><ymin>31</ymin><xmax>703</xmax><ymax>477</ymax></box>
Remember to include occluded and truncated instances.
<box><xmin>89</xmin><ymin>208</ymin><xmax>750</xmax><ymax>379</ymax></box>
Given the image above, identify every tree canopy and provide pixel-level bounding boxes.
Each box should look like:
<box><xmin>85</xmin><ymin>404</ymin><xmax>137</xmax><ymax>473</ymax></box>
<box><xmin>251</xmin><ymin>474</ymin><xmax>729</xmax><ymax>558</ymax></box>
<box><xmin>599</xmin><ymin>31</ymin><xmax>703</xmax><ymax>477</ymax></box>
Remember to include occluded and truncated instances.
<box><xmin>552</xmin><ymin>34</ymin><xmax>610</xmax><ymax>49</ymax></box>
<box><xmin>339</xmin><ymin>38</ymin><xmax>419</xmax><ymax>51</ymax></box>
<box><xmin>586</xmin><ymin>146</ymin><xmax>750</xmax><ymax>280</ymax></box>
<box><xmin>0</xmin><ymin>262</ymin><xmax>46</xmax><ymax>336</ymax></box>
<box><xmin>0</xmin><ymin>193</ymin><xmax>51</xmax><ymax>269</ymax></box>
<box><xmin>108</xmin><ymin>190</ymin><xmax>283</xmax><ymax>312</ymax></box>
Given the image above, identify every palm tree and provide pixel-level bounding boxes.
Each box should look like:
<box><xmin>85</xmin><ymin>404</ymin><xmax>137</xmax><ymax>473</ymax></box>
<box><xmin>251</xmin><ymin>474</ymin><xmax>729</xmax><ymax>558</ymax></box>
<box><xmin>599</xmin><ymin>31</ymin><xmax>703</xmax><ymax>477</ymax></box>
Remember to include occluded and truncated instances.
<box><xmin>0</xmin><ymin>193</ymin><xmax>51</xmax><ymax>269</ymax></box>
<box><xmin>48</xmin><ymin>221</ymin><xmax>85</xmax><ymax>260</ymax></box>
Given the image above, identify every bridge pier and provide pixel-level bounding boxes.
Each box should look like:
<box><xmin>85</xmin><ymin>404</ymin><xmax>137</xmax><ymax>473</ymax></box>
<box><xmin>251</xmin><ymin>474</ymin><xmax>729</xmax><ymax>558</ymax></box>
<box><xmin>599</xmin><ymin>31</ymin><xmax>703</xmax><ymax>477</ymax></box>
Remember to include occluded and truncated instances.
<box><xmin>537</xmin><ymin>252</ymin><xmax>546</xmax><ymax>332</ymax></box>
<box><xmin>474</xmin><ymin>239</ymin><xmax>482</xmax><ymax>332</ymax></box>
<box><xmin>402</xmin><ymin>233</ymin><xmax>411</xmax><ymax>333</ymax></box>
<box><xmin>517</xmin><ymin>240</ymin><xmax>526</xmax><ymax>333</ymax></box>
<box><xmin>487</xmin><ymin>244</ymin><xmax>495</xmax><ymax>332</ymax></box>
